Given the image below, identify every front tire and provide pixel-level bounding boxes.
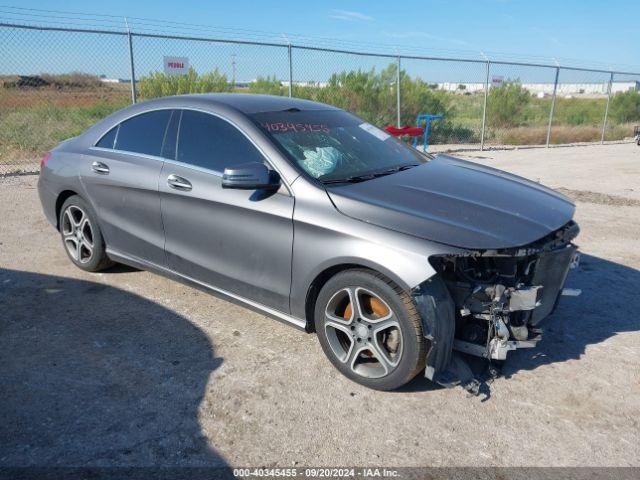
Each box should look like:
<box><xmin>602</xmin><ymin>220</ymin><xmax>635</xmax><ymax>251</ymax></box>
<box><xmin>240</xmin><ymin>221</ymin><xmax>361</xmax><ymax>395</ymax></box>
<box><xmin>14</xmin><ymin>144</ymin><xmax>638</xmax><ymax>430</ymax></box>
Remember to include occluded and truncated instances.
<box><xmin>59</xmin><ymin>195</ymin><xmax>113</xmax><ymax>272</ymax></box>
<box><xmin>315</xmin><ymin>269</ymin><xmax>426</xmax><ymax>390</ymax></box>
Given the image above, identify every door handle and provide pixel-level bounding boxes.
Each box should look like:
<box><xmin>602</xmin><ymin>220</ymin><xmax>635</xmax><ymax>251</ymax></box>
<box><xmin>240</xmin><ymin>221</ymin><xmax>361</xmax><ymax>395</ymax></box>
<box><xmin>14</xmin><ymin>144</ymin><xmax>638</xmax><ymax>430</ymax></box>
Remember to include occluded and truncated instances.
<box><xmin>167</xmin><ymin>174</ymin><xmax>192</xmax><ymax>191</ymax></box>
<box><xmin>91</xmin><ymin>161</ymin><xmax>109</xmax><ymax>174</ymax></box>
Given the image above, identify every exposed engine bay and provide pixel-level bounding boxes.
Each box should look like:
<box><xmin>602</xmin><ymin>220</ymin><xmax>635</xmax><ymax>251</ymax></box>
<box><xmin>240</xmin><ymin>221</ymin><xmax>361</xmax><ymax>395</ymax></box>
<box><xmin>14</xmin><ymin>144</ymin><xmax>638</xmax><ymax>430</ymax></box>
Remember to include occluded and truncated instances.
<box><xmin>413</xmin><ymin>221</ymin><xmax>581</xmax><ymax>393</ymax></box>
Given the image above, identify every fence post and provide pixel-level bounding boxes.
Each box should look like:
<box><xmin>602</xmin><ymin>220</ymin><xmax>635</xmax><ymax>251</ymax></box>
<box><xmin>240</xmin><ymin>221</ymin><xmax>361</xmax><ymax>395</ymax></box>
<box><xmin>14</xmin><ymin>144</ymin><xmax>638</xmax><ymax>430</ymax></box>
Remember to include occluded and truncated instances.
<box><xmin>287</xmin><ymin>44</ymin><xmax>293</xmax><ymax>98</ymax></box>
<box><xmin>601</xmin><ymin>71</ymin><xmax>614</xmax><ymax>144</ymax></box>
<box><xmin>480</xmin><ymin>60</ymin><xmax>490</xmax><ymax>151</ymax></box>
<box><xmin>546</xmin><ymin>66</ymin><xmax>560</xmax><ymax>147</ymax></box>
<box><xmin>125</xmin><ymin>19</ymin><xmax>137</xmax><ymax>104</ymax></box>
<box><xmin>396</xmin><ymin>56</ymin><xmax>401</xmax><ymax>127</ymax></box>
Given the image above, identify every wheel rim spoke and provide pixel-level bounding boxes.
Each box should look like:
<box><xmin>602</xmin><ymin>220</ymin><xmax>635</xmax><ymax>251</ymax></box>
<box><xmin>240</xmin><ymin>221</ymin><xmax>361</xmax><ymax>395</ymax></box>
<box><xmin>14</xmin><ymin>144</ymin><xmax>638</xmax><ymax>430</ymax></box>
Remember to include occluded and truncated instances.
<box><xmin>62</xmin><ymin>210</ymin><xmax>74</xmax><ymax>236</ymax></box>
<box><xmin>74</xmin><ymin>237</ymin><xmax>82</xmax><ymax>261</ymax></box>
<box><xmin>81</xmin><ymin>239</ymin><xmax>93</xmax><ymax>254</ymax></box>
<box><xmin>355</xmin><ymin>287</ymin><xmax>392</xmax><ymax>321</ymax></box>
<box><xmin>325</xmin><ymin>288</ymin><xmax>355</xmax><ymax>325</ymax></box>
<box><xmin>324</xmin><ymin>319</ymin><xmax>354</xmax><ymax>363</ymax></box>
<box><xmin>346</xmin><ymin>287</ymin><xmax>364</xmax><ymax>320</ymax></box>
<box><xmin>347</xmin><ymin>344</ymin><xmax>367</xmax><ymax>370</ymax></box>
<box><xmin>370</xmin><ymin>316</ymin><xmax>400</xmax><ymax>335</ymax></box>
<box><xmin>75</xmin><ymin>210</ymin><xmax>85</xmax><ymax>229</ymax></box>
<box><xmin>369</xmin><ymin>335</ymin><xmax>399</xmax><ymax>372</ymax></box>
<box><xmin>64</xmin><ymin>237</ymin><xmax>79</xmax><ymax>260</ymax></box>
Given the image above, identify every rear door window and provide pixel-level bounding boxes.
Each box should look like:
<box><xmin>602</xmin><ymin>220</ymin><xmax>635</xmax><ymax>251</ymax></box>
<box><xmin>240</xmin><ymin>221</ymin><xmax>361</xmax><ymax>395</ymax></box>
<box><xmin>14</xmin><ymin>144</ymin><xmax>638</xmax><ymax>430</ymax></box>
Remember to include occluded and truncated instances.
<box><xmin>176</xmin><ymin>110</ymin><xmax>265</xmax><ymax>172</ymax></box>
<box><xmin>161</xmin><ymin>110</ymin><xmax>180</xmax><ymax>160</ymax></box>
<box><xmin>114</xmin><ymin>110</ymin><xmax>172</xmax><ymax>157</ymax></box>
<box><xmin>96</xmin><ymin>125</ymin><xmax>118</xmax><ymax>149</ymax></box>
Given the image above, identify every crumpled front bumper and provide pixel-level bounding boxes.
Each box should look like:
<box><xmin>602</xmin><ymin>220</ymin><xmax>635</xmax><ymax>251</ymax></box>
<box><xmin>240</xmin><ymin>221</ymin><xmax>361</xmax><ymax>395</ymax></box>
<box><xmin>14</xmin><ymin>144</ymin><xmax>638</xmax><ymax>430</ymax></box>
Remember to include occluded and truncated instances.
<box><xmin>412</xmin><ymin>224</ymin><xmax>581</xmax><ymax>392</ymax></box>
<box><xmin>454</xmin><ymin>244</ymin><xmax>580</xmax><ymax>361</ymax></box>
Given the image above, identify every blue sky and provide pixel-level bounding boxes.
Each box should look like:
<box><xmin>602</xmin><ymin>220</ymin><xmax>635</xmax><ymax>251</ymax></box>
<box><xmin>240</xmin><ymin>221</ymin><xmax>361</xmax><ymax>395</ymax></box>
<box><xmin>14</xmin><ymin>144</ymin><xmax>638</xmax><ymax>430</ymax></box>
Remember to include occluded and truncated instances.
<box><xmin>1</xmin><ymin>1</ymin><xmax>639</xmax><ymax>83</ymax></box>
<box><xmin>5</xmin><ymin>0</ymin><xmax>638</xmax><ymax>69</ymax></box>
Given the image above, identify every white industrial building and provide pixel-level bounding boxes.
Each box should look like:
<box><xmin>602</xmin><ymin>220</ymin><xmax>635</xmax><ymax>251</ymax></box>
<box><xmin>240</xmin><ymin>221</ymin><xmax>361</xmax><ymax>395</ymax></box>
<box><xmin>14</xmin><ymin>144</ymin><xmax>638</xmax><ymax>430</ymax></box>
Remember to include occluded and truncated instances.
<box><xmin>437</xmin><ymin>80</ymin><xmax>640</xmax><ymax>96</ymax></box>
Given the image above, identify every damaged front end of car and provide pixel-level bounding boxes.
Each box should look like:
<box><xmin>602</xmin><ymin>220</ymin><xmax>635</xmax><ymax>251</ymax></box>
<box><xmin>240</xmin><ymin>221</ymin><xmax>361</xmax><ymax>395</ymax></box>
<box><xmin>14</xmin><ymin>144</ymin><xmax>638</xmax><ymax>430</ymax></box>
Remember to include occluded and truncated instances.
<box><xmin>412</xmin><ymin>220</ymin><xmax>581</xmax><ymax>394</ymax></box>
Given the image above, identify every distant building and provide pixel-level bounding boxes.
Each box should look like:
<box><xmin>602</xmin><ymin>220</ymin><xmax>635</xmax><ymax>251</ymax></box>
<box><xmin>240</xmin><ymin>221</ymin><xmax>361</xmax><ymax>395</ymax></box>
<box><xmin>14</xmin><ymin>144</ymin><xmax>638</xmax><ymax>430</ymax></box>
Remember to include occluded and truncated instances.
<box><xmin>99</xmin><ymin>77</ymin><xmax>130</xmax><ymax>83</ymax></box>
<box><xmin>436</xmin><ymin>80</ymin><xmax>640</xmax><ymax>96</ymax></box>
<box><xmin>281</xmin><ymin>80</ymin><xmax>329</xmax><ymax>88</ymax></box>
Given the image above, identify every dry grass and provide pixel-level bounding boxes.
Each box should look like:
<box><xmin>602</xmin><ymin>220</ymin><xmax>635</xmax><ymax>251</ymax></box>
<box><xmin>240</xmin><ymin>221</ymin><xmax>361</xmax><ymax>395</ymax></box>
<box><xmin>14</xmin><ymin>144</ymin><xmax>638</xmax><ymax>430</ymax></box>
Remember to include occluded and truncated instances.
<box><xmin>488</xmin><ymin>124</ymin><xmax>635</xmax><ymax>145</ymax></box>
<box><xmin>0</xmin><ymin>87</ymin><xmax>129</xmax><ymax>165</ymax></box>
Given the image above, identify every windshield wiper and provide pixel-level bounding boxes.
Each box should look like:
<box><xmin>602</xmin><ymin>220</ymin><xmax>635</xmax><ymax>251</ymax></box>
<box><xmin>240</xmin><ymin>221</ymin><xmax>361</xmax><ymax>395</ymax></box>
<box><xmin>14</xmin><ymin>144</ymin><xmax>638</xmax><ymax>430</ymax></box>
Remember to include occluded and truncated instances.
<box><xmin>372</xmin><ymin>164</ymin><xmax>420</xmax><ymax>177</ymax></box>
<box><xmin>322</xmin><ymin>164</ymin><xmax>421</xmax><ymax>185</ymax></box>
<box><xmin>322</xmin><ymin>174</ymin><xmax>377</xmax><ymax>185</ymax></box>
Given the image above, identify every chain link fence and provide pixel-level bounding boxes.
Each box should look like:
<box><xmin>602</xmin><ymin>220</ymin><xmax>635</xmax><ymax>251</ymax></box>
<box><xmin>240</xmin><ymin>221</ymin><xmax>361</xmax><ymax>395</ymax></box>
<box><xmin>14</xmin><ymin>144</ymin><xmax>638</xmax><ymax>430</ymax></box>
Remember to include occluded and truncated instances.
<box><xmin>291</xmin><ymin>47</ymin><xmax>398</xmax><ymax>127</ymax></box>
<box><xmin>401</xmin><ymin>57</ymin><xmax>488</xmax><ymax>149</ymax></box>
<box><xmin>1</xmin><ymin>22</ymin><xmax>639</xmax><ymax>174</ymax></box>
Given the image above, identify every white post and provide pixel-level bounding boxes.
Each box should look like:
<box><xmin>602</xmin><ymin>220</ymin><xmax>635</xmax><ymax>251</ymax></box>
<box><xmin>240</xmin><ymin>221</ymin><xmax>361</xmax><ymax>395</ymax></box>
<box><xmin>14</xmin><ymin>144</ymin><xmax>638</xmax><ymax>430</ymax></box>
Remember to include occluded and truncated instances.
<box><xmin>480</xmin><ymin>60</ymin><xmax>490</xmax><ymax>151</ymax></box>
<box><xmin>546</xmin><ymin>66</ymin><xmax>560</xmax><ymax>147</ymax></box>
<box><xmin>601</xmin><ymin>71</ymin><xmax>614</xmax><ymax>144</ymax></box>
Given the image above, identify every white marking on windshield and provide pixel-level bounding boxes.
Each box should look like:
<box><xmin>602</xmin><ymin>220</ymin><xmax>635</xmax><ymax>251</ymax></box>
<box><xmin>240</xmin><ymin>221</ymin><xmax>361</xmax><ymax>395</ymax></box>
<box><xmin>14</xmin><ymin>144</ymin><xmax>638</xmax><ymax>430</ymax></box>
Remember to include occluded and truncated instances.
<box><xmin>359</xmin><ymin>123</ymin><xmax>390</xmax><ymax>142</ymax></box>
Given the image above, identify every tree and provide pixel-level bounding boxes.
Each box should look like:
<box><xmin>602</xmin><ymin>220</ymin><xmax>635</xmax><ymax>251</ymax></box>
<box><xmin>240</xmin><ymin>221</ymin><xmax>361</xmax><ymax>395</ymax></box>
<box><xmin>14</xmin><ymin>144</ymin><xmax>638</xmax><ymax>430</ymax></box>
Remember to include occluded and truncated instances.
<box><xmin>610</xmin><ymin>90</ymin><xmax>640</xmax><ymax>124</ymax></box>
<box><xmin>249</xmin><ymin>76</ymin><xmax>285</xmax><ymax>96</ymax></box>
<box><xmin>137</xmin><ymin>68</ymin><xmax>231</xmax><ymax>99</ymax></box>
<box><xmin>487</xmin><ymin>81</ymin><xmax>531</xmax><ymax>127</ymax></box>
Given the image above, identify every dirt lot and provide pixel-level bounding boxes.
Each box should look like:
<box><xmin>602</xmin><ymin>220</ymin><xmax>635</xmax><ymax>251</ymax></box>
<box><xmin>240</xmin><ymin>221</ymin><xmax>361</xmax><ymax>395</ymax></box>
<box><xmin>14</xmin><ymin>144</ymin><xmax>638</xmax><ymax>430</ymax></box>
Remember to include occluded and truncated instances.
<box><xmin>0</xmin><ymin>143</ymin><xmax>638</xmax><ymax>468</ymax></box>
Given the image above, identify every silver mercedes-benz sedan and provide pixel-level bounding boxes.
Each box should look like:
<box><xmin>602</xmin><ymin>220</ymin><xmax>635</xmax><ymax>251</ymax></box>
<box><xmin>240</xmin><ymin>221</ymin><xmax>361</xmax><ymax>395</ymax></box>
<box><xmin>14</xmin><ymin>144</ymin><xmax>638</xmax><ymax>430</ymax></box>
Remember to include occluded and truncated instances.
<box><xmin>38</xmin><ymin>94</ymin><xmax>580</xmax><ymax>392</ymax></box>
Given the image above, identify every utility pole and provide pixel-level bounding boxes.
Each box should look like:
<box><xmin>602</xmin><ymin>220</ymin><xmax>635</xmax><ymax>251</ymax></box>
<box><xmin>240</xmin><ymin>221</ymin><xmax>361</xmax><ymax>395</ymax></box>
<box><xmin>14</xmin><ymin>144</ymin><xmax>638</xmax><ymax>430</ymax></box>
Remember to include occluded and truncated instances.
<box><xmin>124</xmin><ymin>17</ymin><xmax>136</xmax><ymax>104</ymax></box>
<box><xmin>546</xmin><ymin>61</ymin><xmax>560</xmax><ymax>148</ymax></box>
<box><xmin>480</xmin><ymin>52</ymin><xmax>490</xmax><ymax>151</ymax></box>
<box><xmin>396</xmin><ymin>55</ymin><xmax>401</xmax><ymax>127</ymax></box>
<box><xmin>601</xmin><ymin>71</ymin><xmax>614</xmax><ymax>144</ymax></box>
<box><xmin>230</xmin><ymin>53</ymin><xmax>236</xmax><ymax>90</ymax></box>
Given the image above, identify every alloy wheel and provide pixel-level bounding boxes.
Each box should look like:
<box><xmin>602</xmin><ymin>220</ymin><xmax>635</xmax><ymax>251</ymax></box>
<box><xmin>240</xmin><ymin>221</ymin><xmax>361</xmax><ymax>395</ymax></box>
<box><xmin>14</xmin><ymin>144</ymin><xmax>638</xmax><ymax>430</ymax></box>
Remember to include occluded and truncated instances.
<box><xmin>61</xmin><ymin>205</ymin><xmax>94</xmax><ymax>264</ymax></box>
<box><xmin>324</xmin><ymin>287</ymin><xmax>403</xmax><ymax>379</ymax></box>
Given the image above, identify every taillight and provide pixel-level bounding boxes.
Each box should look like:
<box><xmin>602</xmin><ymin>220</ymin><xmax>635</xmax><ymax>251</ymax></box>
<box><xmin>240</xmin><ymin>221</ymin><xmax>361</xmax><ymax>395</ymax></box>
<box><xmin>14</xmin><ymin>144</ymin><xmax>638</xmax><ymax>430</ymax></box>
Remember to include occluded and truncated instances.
<box><xmin>40</xmin><ymin>152</ymin><xmax>52</xmax><ymax>170</ymax></box>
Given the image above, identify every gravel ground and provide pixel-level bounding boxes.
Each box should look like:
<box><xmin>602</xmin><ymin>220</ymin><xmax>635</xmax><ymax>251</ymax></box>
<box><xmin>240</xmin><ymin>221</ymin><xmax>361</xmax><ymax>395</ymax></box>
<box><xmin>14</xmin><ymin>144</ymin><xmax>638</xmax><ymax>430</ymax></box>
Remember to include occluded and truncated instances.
<box><xmin>0</xmin><ymin>143</ymin><xmax>639</xmax><ymax>468</ymax></box>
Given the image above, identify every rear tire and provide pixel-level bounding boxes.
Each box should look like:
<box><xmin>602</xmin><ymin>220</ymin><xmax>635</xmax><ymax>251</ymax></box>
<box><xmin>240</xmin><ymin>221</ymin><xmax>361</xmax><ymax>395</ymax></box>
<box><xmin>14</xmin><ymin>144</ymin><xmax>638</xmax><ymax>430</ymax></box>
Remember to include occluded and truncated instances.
<box><xmin>59</xmin><ymin>195</ymin><xmax>113</xmax><ymax>272</ymax></box>
<box><xmin>314</xmin><ymin>269</ymin><xmax>426</xmax><ymax>390</ymax></box>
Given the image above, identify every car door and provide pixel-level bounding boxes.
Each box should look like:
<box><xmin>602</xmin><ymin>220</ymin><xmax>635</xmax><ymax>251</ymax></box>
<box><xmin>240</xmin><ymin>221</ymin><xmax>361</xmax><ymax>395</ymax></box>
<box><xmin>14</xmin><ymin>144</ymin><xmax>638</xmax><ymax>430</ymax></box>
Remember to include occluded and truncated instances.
<box><xmin>160</xmin><ymin>109</ymin><xmax>294</xmax><ymax>313</ymax></box>
<box><xmin>83</xmin><ymin>109</ymin><xmax>179</xmax><ymax>266</ymax></box>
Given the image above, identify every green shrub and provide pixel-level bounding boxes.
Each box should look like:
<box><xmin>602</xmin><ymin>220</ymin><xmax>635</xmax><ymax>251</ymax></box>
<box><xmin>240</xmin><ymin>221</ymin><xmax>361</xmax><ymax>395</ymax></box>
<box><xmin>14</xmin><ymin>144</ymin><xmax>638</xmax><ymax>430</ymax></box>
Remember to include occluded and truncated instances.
<box><xmin>292</xmin><ymin>64</ymin><xmax>397</xmax><ymax>126</ymax></box>
<box><xmin>5</xmin><ymin>65</ymin><xmax>639</xmax><ymax>164</ymax></box>
<box><xmin>137</xmin><ymin>68</ymin><xmax>231</xmax><ymax>99</ymax></box>
<box><xmin>248</xmin><ymin>76</ymin><xmax>286</xmax><ymax>96</ymax></box>
<box><xmin>487</xmin><ymin>82</ymin><xmax>531</xmax><ymax>127</ymax></box>
<box><xmin>610</xmin><ymin>90</ymin><xmax>640</xmax><ymax>124</ymax></box>
<box><xmin>555</xmin><ymin>97</ymin><xmax>605</xmax><ymax>126</ymax></box>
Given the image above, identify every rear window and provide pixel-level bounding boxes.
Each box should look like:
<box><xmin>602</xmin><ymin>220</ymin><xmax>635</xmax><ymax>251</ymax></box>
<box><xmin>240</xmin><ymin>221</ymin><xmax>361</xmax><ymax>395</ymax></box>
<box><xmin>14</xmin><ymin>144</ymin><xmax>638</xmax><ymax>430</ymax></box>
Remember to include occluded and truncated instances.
<box><xmin>96</xmin><ymin>126</ymin><xmax>118</xmax><ymax>149</ymax></box>
<box><xmin>114</xmin><ymin>110</ymin><xmax>172</xmax><ymax>157</ymax></box>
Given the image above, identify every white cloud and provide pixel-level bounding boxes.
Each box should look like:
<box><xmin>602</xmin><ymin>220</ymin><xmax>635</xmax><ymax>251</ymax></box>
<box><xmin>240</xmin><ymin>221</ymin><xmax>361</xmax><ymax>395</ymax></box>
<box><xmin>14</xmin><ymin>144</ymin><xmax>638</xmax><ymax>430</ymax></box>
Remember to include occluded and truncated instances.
<box><xmin>329</xmin><ymin>9</ymin><xmax>374</xmax><ymax>22</ymax></box>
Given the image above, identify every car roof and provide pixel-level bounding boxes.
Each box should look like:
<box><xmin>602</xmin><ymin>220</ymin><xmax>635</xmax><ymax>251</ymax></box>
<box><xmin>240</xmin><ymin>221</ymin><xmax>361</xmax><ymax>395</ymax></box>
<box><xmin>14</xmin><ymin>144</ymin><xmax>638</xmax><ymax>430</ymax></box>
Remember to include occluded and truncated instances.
<box><xmin>137</xmin><ymin>93</ymin><xmax>340</xmax><ymax>114</ymax></box>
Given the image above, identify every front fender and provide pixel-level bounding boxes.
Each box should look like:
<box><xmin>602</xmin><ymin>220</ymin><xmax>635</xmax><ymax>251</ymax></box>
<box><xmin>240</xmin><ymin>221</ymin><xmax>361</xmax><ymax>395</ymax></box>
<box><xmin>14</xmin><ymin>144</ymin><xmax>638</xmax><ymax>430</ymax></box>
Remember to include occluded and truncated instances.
<box><xmin>288</xmin><ymin>178</ymin><xmax>464</xmax><ymax>320</ymax></box>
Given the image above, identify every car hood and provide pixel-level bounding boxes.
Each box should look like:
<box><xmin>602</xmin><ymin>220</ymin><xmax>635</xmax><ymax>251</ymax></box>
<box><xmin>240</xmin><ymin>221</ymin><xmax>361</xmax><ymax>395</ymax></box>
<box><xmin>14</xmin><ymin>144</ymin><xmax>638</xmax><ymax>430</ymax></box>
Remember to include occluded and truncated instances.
<box><xmin>326</xmin><ymin>154</ymin><xmax>575</xmax><ymax>250</ymax></box>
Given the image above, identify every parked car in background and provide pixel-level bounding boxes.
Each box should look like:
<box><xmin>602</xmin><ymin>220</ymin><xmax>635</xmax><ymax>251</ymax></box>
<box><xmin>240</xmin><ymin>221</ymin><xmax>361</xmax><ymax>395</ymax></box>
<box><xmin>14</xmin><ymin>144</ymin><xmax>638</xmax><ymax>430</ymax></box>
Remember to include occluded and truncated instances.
<box><xmin>38</xmin><ymin>94</ymin><xmax>580</xmax><ymax>391</ymax></box>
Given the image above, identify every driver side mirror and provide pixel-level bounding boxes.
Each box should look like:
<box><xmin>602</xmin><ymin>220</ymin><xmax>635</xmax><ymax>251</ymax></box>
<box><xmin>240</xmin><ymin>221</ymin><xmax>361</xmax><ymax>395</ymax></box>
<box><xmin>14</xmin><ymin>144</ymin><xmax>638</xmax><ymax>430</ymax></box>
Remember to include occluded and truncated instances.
<box><xmin>222</xmin><ymin>161</ymin><xmax>281</xmax><ymax>190</ymax></box>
